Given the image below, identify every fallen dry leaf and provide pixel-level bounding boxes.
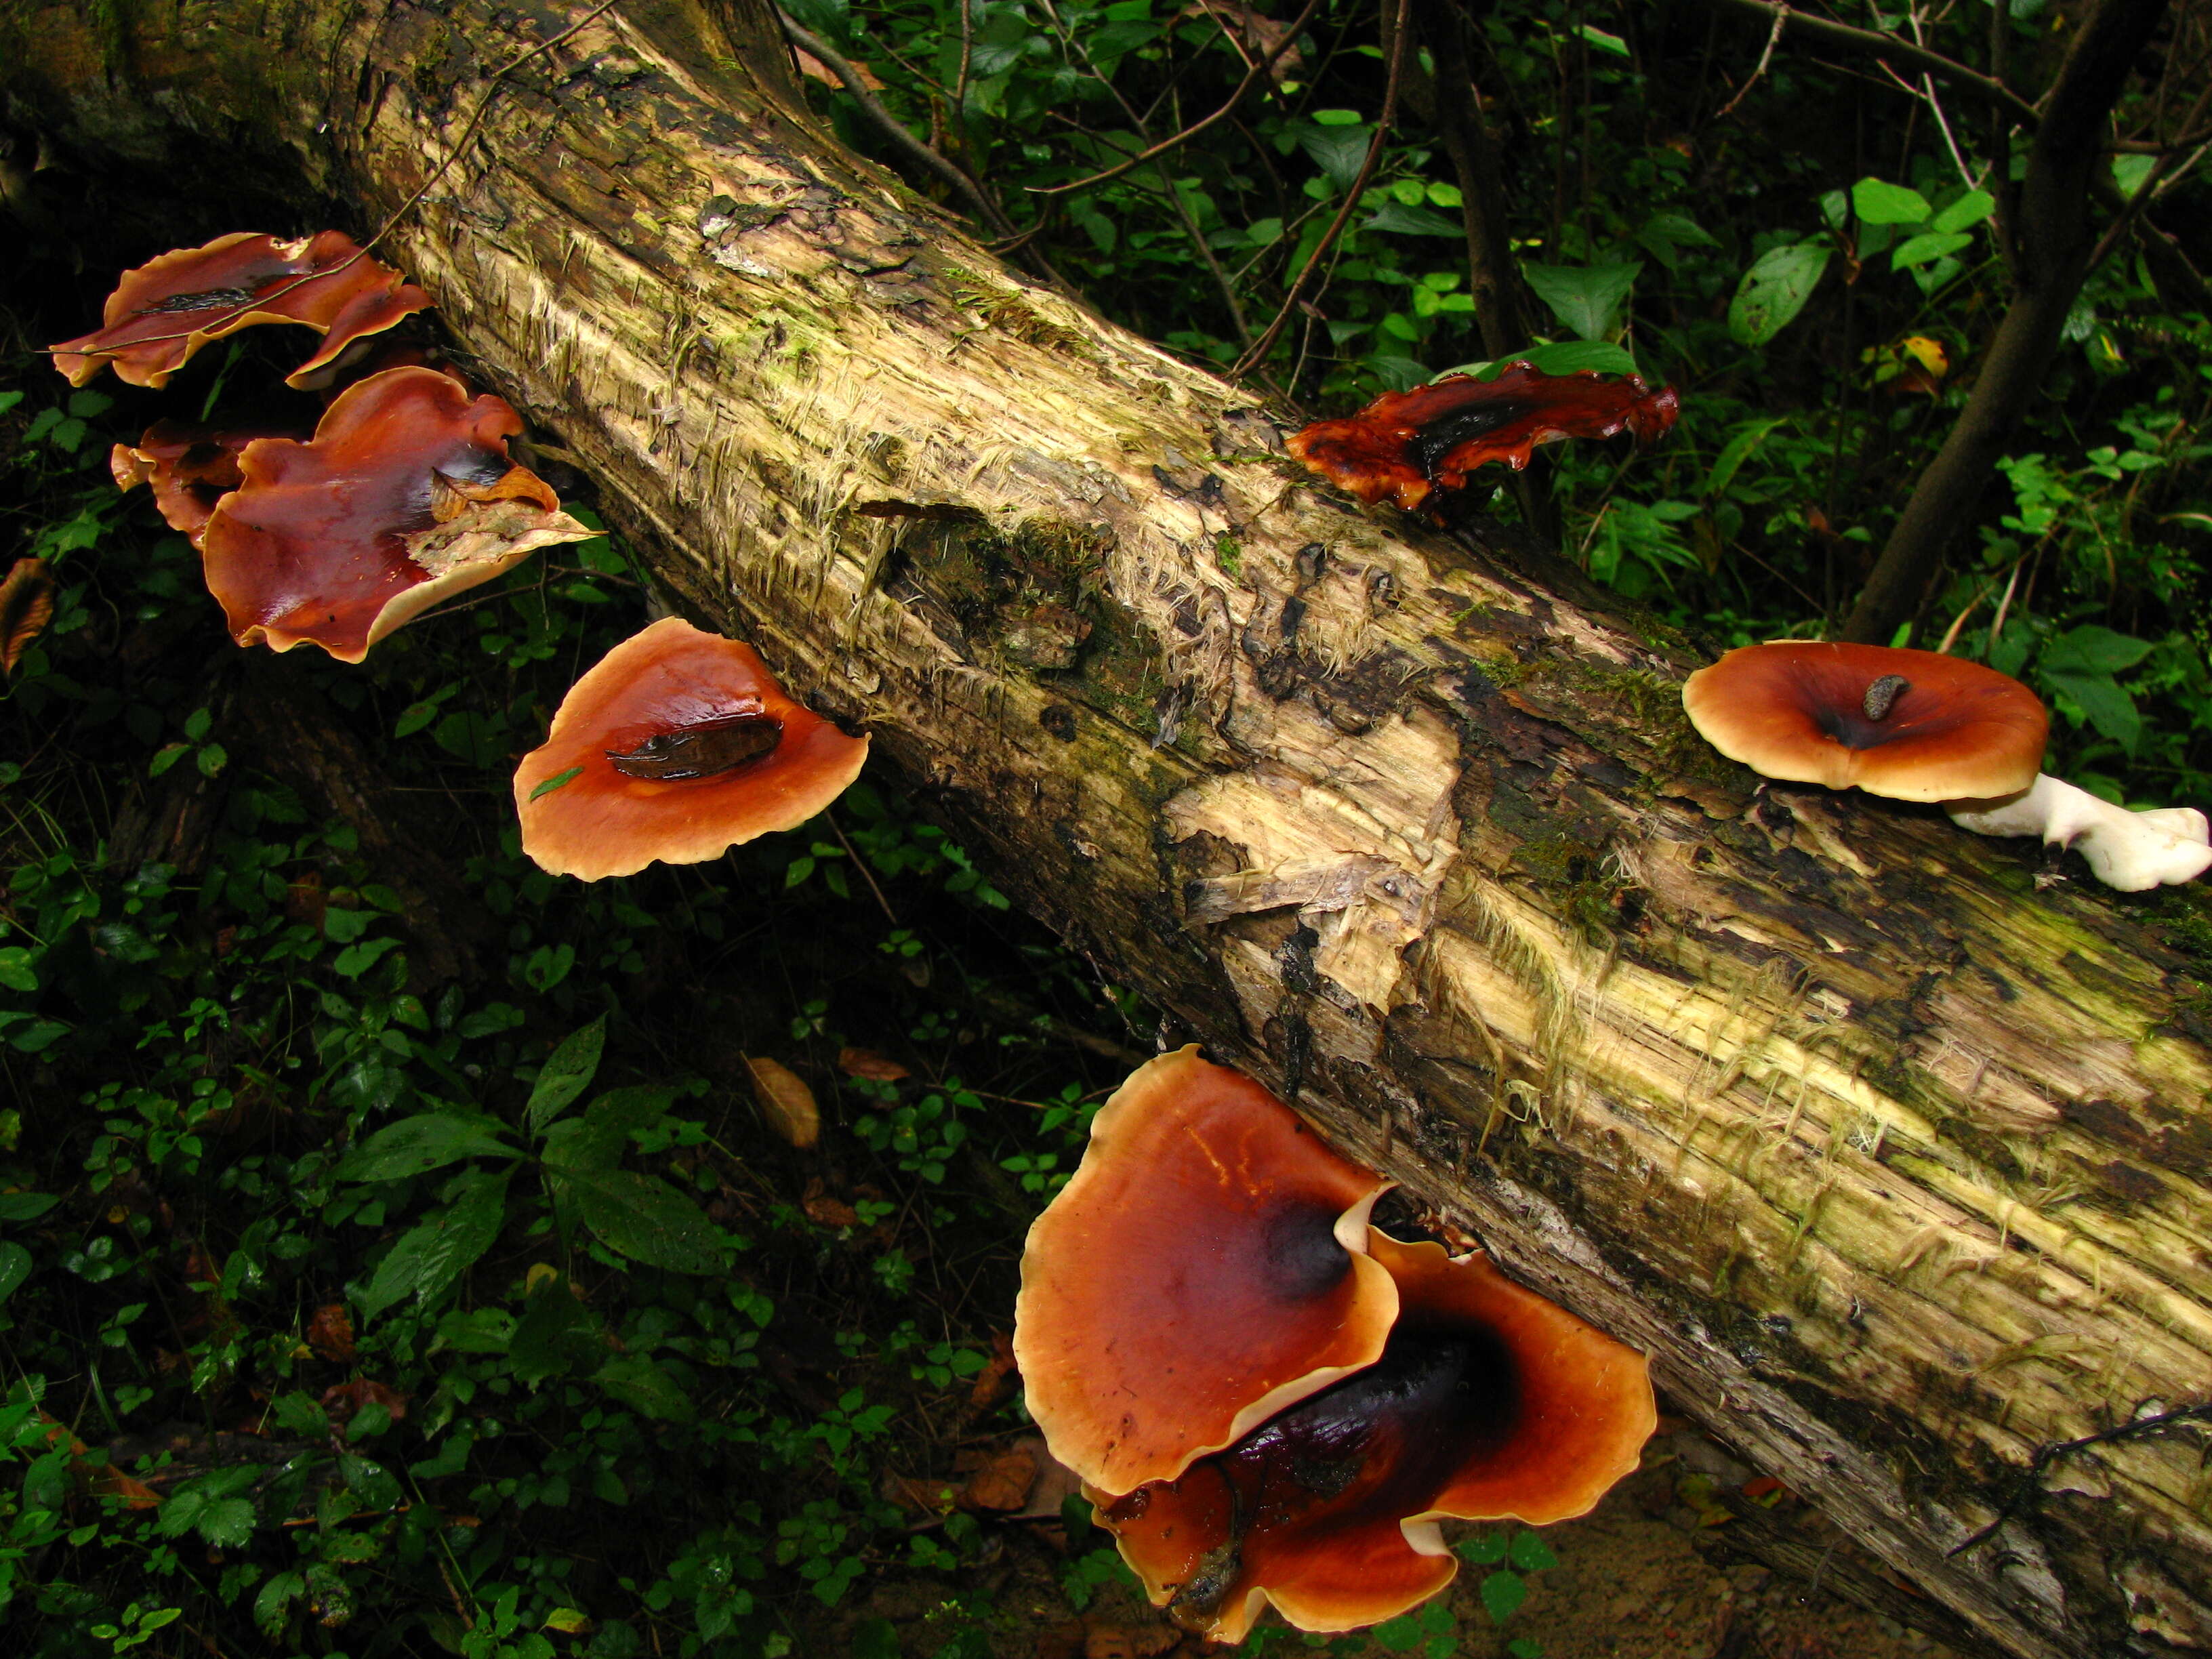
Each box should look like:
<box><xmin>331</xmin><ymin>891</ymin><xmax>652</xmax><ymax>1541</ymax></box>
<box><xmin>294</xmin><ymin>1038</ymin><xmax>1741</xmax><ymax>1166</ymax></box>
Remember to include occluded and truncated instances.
<box><xmin>794</xmin><ymin>47</ymin><xmax>886</xmax><ymax>89</ymax></box>
<box><xmin>958</xmin><ymin>1441</ymin><xmax>1038</xmax><ymax>1512</ymax></box>
<box><xmin>321</xmin><ymin>1378</ymin><xmax>409</xmax><ymax>1426</ymax></box>
<box><xmin>837</xmin><ymin>1046</ymin><xmax>909</xmax><ymax>1082</ymax></box>
<box><xmin>1012</xmin><ymin>1434</ymin><xmax>1085</xmax><ymax>1520</ymax></box>
<box><xmin>1084</xmin><ymin>1621</ymin><xmax>1181</xmax><ymax>1659</ymax></box>
<box><xmin>0</xmin><ymin>556</ymin><xmax>56</xmax><ymax>676</ymax></box>
<box><xmin>745</xmin><ymin>1055</ymin><xmax>820</xmax><ymax>1149</ymax></box>
<box><xmin>881</xmin><ymin>1470</ymin><xmax>958</xmax><ymax>1516</ymax></box>
<box><xmin>965</xmin><ymin>1330</ymin><xmax>1019</xmax><ymax>1416</ymax></box>
<box><xmin>305</xmin><ymin>1302</ymin><xmax>356</xmax><ymax>1361</ymax></box>
<box><xmin>801</xmin><ymin>1178</ymin><xmax>861</xmax><ymax>1230</ymax></box>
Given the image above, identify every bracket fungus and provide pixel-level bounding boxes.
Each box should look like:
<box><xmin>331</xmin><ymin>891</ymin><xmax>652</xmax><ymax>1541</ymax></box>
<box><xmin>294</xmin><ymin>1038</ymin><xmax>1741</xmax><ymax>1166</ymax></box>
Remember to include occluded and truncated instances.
<box><xmin>198</xmin><ymin>367</ymin><xmax>592</xmax><ymax>662</ymax></box>
<box><xmin>1287</xmin><ymin>364</ymin><xmax>1679</xmax><ymax>514</ymax></box>
<box><xmin>1947</xmin><ymin>774</ymin><xmax>2212</xmax><ymax>891</ymax></box>
<box><xmin>111</xmin><ymin>419</ymin><xmax>308</xmax><ymax>548</ymax></box>
<box><xmin>50</xmin><ymin>231</ymin><xmax>432</xmax><ymax>391</ymax></box>
<box><xmin>512</xmin><ymin>616</ymin><xmax>870</xmax><ymax>880</ymax></box>
<box><xmin>1013</xmin><ymin>1047</ymin><xmax>1397</xmax><ymax>1496</ymax></box>
<box><xmin>1091</xmin><ymin>1230</ymin><xmax>1656</xmax><ymax>1643</ymax></box>
<box><xmin>1681</xmin><ymin>641</ymin><xmax>2047</xmax><ymax>802</ymax></box>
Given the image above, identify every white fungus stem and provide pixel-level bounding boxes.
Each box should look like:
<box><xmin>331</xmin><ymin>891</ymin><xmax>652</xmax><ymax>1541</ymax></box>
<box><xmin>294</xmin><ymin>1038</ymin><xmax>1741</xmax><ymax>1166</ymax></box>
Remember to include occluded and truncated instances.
<box><xmin>1945</xmin><ymin>773</ymin><xmax>2212</xmax><ymax>891</ymax></box>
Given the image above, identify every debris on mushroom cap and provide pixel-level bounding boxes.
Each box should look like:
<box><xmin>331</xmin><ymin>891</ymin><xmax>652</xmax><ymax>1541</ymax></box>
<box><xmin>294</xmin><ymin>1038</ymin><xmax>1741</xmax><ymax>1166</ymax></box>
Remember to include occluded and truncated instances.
<box><xmin>1946</xmin><ymin>774</ymin><xmax>2212</xmax><ymax>891</ymax></box>
<box><xmin>1013</xmin><ymin>1046</ymin><xmax>1398</xmax><ymax>1495</ymax></box>
<box><xmin>111</xmin><ymin>419</ymin><xmax>310</xmax><ymax>548</ymax></box>
<box><xmin>1091</xmin><ymin>1230</ymin><xmax>1655</xmax><ymax>1643</ymax></box>
<box><xmin>50</xmin><ymin>231</ymin><xmax>432</xmax><ymax>391</ymax></box>
<box><xmin>198</xmin><ymin>367</ymin><xmax>592</xmax><ymax>663</ymax></box>
<box><xmin>512</xmin><ymin>617</ymin><xmax>869</xmax><ymax>881</ymax></box>
<box><xmin>1682</xmin><ymin>640</ymin><xmax>2047</xmax><ymax>802</ymax></box>
<box><xmin>1286</xmin><ymin>365</ymin><xmax>1679</xmax><ymax>514</ymax></box>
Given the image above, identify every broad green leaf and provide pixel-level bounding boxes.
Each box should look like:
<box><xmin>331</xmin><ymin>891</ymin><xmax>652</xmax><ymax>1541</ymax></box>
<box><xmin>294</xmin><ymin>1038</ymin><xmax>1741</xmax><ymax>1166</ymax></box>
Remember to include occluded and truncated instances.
<box><xmin>2043</xmin><ymin>624</ymin><xmax>2154</xmax><ymax>675</ymax></box>
<box><xmin>2113</xmin><ymin>154</ymin><xmax>2156</xmax><ymax>199</ymax></box>
<box><xmin>355</xmin><ymin>1169</ymin><xmax>510</xmax><ymax>1322</ymax></box>
<box><xmin>1507</xmin><ymin>1528</ymin><xmax>1559</xmax><ymax>1572</ymax></box>
<box><xmin>1439</xmin><ymin>340</ymin><xmax>1641</xmax><ymax>381</ymax></box>
<box><xmin>159</xmin><ymin>1467</ymin><xmax>260</xmax><ymax>1547</ymax></box>
<box><xmin>2043</xmin><ymin>671</ymin><xmax>2142</xmax><ymax>756</ymax></box>
<box><xmin>1363</xmin><ymin>201</ymin><xmax>1463</xmax><ymax>237</ymax></box>
<box><xmin>550</xmin><ymin>1164</ymin><xmax>726</xmax><ymax>1273</ymax></box>
<box><xmin>1706</xmin><ymin>417</ymin><xmax>1789</xmax><ymax>498</ymax></box>
<box><xmin>0</xmin><ymin>1241</ymin><xmax>29</xmax><ymax>1305</ymax></box>
<box><xmin>1929</xmin><ymin>189</ymin><xmax>1995</xmax><ymax>234</ymax></box>
<box><xmin>1481</xmin><ymin>1568</ymin><xmax>1528</xmax><ymax>1623</ymax></box>
<box><xmin>527</xmin><ymin>1017</ymin><xmax>607</xmax><ymax>1132</ymax></box>
<box><xmin>594</xmin><ymin>1355</ymin><xmax>697</xmax><ymax>1422</ymax></box>
<box><xmin>510</xmin><ymin>1271</ymin><xmax>607</xmax><ymax>1382</ymax></box>
<box><xmin>1851</xmin><ymin>177</ymin><xmax>1929</xmax><ymax>224</ymax></box>
<box><xmin>1300</xmin><ymin>125</ymin><xmax>1370</xmax><ymax>192</ymax></box>
<box><xmin>1727</xmin><ymin>243</ymin><xmax>1830</xmax><ymax>346</ymax></box>
<box><xmin>1635</xmin><ymin>211</ymin><xmax>1718</xmax><ymax>270</ymax></box>
<box><xmin>334</xmin><ymin>1112</ymin><xmax>518</xmax><ymax>1183</ymax></box>
<box><xmin>1456</xmin><ymin>1530</ymin><xmax>1509</xmax><ymax>1564</ymax></box>
<box><xmin>1891</xmin><ymin>230</ymin><xmax>1972</xmax><ymax>271</ymax></box>
<box><xmin>0</xmin><ymin>946</ymin><xmax>37</xmax><ymax>993</ymax></box>
<box><xmin>1522</xmin><ymin>261</ymin><xmax>1641</xmax><ymax>341</ymax></box>
<box><xmin>1577</xmin><ymin>22</ymin><xmax>1628</xmax><ymax>54</ymax></box>
<box><xmin>0</xmin><ymin>1191</ymin><xmax>59</xmax><ymax>1223</ymax></box>
<box><xmin>1370</xmin><ymin>1612</ymin><xmax>1423</xmax><ymax>1652</ymax></box>
<box><xmin>541</xmin><ymin>1085</ymin><xmax>679</xmax><ymax>1170</ymax></box>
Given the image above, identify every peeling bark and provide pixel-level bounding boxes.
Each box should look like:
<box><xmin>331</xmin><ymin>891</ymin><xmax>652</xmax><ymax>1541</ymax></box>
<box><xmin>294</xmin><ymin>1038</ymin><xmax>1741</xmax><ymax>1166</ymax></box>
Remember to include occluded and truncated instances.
<box><xmin>12</xmin><ymin>5</ymin><xmax>2212</xmax><ymax>1656</ymax></box>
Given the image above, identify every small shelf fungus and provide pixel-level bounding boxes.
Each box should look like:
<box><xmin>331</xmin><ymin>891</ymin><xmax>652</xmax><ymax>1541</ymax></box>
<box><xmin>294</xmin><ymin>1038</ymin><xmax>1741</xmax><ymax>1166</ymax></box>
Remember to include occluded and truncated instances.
<box><xmin>111</xmin><ymin>419</ymin><xmax>309</xmax><ymax>548</ymax></box>
<box><xmin>1947</xmin><ymin>775</ymin><xmax>2212</xmax><ymax>892</ymax></box>
<box><xmin>1090</xmin><ymin>1231</ymin><xmax>1656</xmax><ymax>1643</ymax></box>
<box><xmin>1681</xmin><ymin>641</ymin><xmax>2047</xmax><ymax>802</ymax></box>
<box><xmin>1286</xmin><ymin>365</ymin><xmax>1680</xmax><ymax>514</ymax></box>
<box><xmin>1012</xmin><ymin>1047</ymin><xmax>1398</xmax><ymax>1496</ymax></box>
<box><xmin>512</xmin><ymin>617</ymin><xmax>869</xmax><ymax>881</ymax></box>
<box><xmin>50</xmin><ymin>231</ymin><xmax>432</xmax><ymax>391</ymax></box>
<box><xmin>197</xmin><ymin>367</ymin><xmax>592</xmax><ymax>662</ymax></box>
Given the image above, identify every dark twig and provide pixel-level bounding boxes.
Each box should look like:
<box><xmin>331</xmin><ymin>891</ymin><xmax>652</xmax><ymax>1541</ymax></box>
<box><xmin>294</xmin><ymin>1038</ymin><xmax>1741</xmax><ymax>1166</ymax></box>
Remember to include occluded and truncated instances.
<box><xmin>1700</xmin><ymin>0</ymin><xmax>2041</xmax><ymax>127</ymax></box>
<box><xmin>1233</xmin><ymin>0</ymin><xmax>1412</xmax><ymax>379</ymax></box>
<box><xmin>1948</xmin><ymin>1401</ymin><xmax>2212</xmax><ymax>1558</ymax></box>
<box><xmin>1031</xmin><ymin>0</ymin><xmax>1324</xmax><ymax>197</ymax></box>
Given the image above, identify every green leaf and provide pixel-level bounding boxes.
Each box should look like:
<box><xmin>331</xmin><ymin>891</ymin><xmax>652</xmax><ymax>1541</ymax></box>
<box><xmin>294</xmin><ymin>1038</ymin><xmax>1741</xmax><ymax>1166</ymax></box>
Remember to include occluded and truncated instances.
<box><xmin>510</xmin><ymin>1271</ymin><xmax>607</xmax><ymax>1382</ymax></box>
<box><xmin>594</xmin><ymin>1355</ymin><xmax>697</xmax><ymax>1422</ymax></box>
<box><xmin>356</xmin><ymin>1170</ymin><xmax>509</xmax><ymax>1322</ymax></box>
<box><xmin>394</xmin><ymin>701</ymin><xmax>441</xmax><ymax>739</ymax></box>
<box><xmin>550</xmin><ymin>1164</ymin><xmax>726</xmax><ymax>1273</ymax></box>
<box><xmin>0</xmin><ymin>1241</ymin><xmax>30</xmax><ymax>1305</ymax></box>
<box><xmin>2113</xmin><ymin>154</ymin><xmax>2156</xmax><ymax>200</ymax></box>
<box><xmin>2043</xmin><ymin>624</ymin><xmax>2154</xmax><ymax>675</ymax></box>
<box><xmin>1370</xmin><ymin>1612</ymin><xmax>1423</xmax><ymax>1651</ymax></box>
<box><xmin>159</xmin><ymin>1467</ymin><xmax>260</xmax><ymax>1547</ymax></box>
<box><xmin>1363</xmin><ymin>201</ymin><xmax>1465</xmax><ymax>237</ymax></box>
<box><xmin>1456</xmin><ymin>1530</ymin><xmax>1509</xmax><ymax>1565</ymax></box>
<box><xmin>527</xmin><ymin>1017</ymin><xmax>608</xmax><ymax>1131</ymax></box>
<box><xmin>851</xmin><ymin>1618</ymin><xmax>901</xmax><ymax>1659</ymax></box>
<box><xmin>1300</xmin><ymin>126</ymin><xmax>1370</xmax><ymax>192</ymax></box>
<box><xmin>0</xmin><ymin>946</ymin><xmax>36</xmax><ymax>994</ymax></box>
<box><xmin>1507</xmin><ymin>1529</ymin><xmax>1559</xmax><ymax>1572</ymax></box>
<box><xmin>1727</xmin><ymin>243</ymin><xmax>1831</xmax><ymax>346</ymax></box>
<box><xmin>540</xmin><ymin>1084</ymin><xmax>678</xmax><ymax>1169</ymax></box>
<box><xmin>1891</xmin><ymin>230</ymin><xmax>1972</xmax><ymax>271</ymax></box>
<box><xmin>1576</xmin><ymin>22</ymin><xmax>1628</xmax><ymax>54</ymax></box>
<box><xmin>1929</xmin><ymin>189</ymin><xmax>1996</xmax><ymax>234</ymax></box>
<box><xmin>2043</xmin><ymin>671</ymin><xmax>2142</xmax><ymax>755</ymax></box>
<box><xmin>331</xmin><ymin>936</ymin><xmax>402</xmax><ymax>978</ymax></box>
<box><xmin>1481</xmin><ymin>1568</ymin><xmax>1528</xmax><ymax>1623</ymax></box>
<box><xmin>1635</xmin><ymin>211</ymin><xmax>1718</xmax><ymax>270</ymax></box>
<box><xmin>0</xmin><ymin>1191</ymin><xmax>56</xmax><ymax>1225</ymax></box>
<box><xmin>529</xmin><ymin>764</ymin><xmax>584</xmax><ymax>800</ymax></box>
<box><xmin>334</xmin><ymin>1112</ymin><xmax>519</xmax><ymax>1183</ymax></box>
<box><xmin>1851</xmin><ymin>178</ymin><xmax>1930</xmax><ymax>224</ymax></box>
<box><xmin>1705</xmin><ymin>417</ymin><xmax>1789</xmax><ymax>498</ymax></box>
<box><xmin>1521</xmin><ymin>260</ymin><xmax>1641</xmax><ymax>341</ymax></box>
<box><xmin>1507</xmin><ymin>1641</ymin><xmax>1544</xmax><ymax>1659</ymax></box>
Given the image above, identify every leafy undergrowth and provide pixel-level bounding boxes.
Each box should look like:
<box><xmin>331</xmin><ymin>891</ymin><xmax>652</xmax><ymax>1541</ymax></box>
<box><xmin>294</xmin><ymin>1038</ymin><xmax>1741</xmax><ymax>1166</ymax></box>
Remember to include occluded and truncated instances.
<box><xmin>0</xmin><ymin>363</ymin><xmax>1170</xmax><ymax>1658</ymax></box>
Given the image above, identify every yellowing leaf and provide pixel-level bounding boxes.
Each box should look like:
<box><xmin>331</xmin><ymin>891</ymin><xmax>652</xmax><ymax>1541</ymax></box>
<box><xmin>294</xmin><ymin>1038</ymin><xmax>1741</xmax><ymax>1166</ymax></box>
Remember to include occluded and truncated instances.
<box><xmin>746</xmin><ymin>1056</ymin><xmax>820</xmax><ymax>1149</ymax></box>
<box><xmin>1901</xmin><ymin>335</ymin><xmax>1948</xmax><ymax>377</ymax></box>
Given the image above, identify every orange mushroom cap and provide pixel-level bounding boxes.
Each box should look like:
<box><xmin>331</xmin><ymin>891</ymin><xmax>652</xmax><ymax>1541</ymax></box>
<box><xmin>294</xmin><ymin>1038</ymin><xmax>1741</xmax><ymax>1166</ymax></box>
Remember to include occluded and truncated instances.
<box><xmin>1092</xmin><ymin>1230</ymin><xmax>1655</xmax><ymax>1643</ymax></box>
<box><xmin>1682</xmin><ymin>640</ymin><xmax>2047</xmax><ymax>802</ymax></box>
<box><xmin>1012</xmin><ymin>1046</ymin><xmax>1398</xmax><ymax>1496</ymax></box>
<box><xmin>512</xmin><ymin>617</ymin><xmax>871</xmax><ymax>880</ymax></box>
<box><xmin>1287</xmin><ymin>365</ymin><xmax>1680</xmax><ymax>514</ymax></box>
<box><xmin>198</xmin><ymin>367</ymin><xmax>591</xmax><ymax>663</ymax></box>
<box><xmin>111</xmin><ymin>418</ymin><xmax>309</xmax><ymax>548</ymax></box>
<box><xmin>50</xmin><ymin>231</ymin><xmax>432</xmax><ymax>391</ymax></box>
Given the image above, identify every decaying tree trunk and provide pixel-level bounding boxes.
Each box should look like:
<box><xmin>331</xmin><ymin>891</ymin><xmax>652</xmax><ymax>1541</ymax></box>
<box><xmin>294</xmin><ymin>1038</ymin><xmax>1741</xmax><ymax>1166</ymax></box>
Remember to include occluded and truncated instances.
<box><xmin>10</xmin><ymin>5</ymin><xmax>2212</xmax><ymax>1655</ymax></box>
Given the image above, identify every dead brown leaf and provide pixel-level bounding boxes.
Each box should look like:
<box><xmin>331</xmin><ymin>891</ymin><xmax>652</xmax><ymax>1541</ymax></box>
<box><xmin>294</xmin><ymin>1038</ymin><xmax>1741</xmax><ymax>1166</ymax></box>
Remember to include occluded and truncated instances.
<box><xmin>881</xmin><ymin>1470</ymin><xmax>958</xmax><ymax>1516</ymax></box>
<box><xmin>958</xmin><ymin>1442</ymin><xmax>1038</xmax><ymax>1512</ymax></box>
<box><xmin>745</xmin><ymin>1055</ymin><xmax>820</xmax><ymax>1149</ymax></box>
<box><xmin>794</xmin><ymin>47</ymin><xmax>886</xmax><ymax>90</ymax></box>
<box><xmin>837</xmin><ymin>1046</ymin><xmax>909</xmax><ymax>1082</ymax></box>
<box><xmin>801</xmin><ymin>1178</ymin><xmax>861</xmax><ymax>1229</ymax></box>
<box><xmin>305</xmin><ymin>1302</ymin><xmax>356</xmax><ymax>1361</ymax></box>
<box><xmin>321</xmin><ymin>1378</ymin><xmax>409</xmax><ymax>1427</ymax></box>
<box><xmin>0</xmin><ymin>557</ymin><xmax>56</xmax><ymax>676</ymax></box>
<box><xmin>1010</xmin><ymin>1434</ymin><xmax>1084</xmax><ymax>1520</ymax></box>
<box><xmin>964</xmin><ymin>1329</ymin><xmax>1019</xmax><ymax>1417</ymax></box>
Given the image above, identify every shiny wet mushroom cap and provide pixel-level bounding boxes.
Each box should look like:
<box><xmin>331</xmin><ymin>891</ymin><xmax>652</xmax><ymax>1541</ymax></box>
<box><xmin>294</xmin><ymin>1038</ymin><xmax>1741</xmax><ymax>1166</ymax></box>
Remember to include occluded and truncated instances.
<box><xmin>1681</xmin><ymin>640</ymin><xmax>2047</xmax><ymax>802</ymax></box>
<box><xmin>512</xmin><ymin>617</ymin><xmax>869</xmax><ymax>881</ymax></box>
<box><xmin>1092</xmin><ymin>1230</ymin><xmax>1656</xmax><ymax>1644</ymax></box>
<box><xmin>1013</xmin><ymin>1047</ymin><xmax>1398</xmax><ymax>1495</ymax></box>
<box><xmin>51</xmin><ymin>231</ymin><xmax>432</xmax><ymax>391</ymax></box>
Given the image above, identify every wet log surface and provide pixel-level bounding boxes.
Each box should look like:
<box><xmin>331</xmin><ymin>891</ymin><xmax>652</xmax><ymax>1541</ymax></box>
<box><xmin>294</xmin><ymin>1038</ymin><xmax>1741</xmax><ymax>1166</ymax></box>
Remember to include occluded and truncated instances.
<box><xmin>12</xmin><ymin>4</ymin><xmax>2212</xmax><ymax>1654</ymax></box>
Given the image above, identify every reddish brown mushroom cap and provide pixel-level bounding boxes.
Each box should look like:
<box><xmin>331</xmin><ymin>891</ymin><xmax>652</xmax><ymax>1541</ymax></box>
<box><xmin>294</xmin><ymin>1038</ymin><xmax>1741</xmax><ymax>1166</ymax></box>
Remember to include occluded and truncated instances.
<box><xmin>198</xmin><ymin>367</ymin><xmax>590</xmax><ymax>662</ymax></box>
<box><xmin>111</xmin><ymin>419</ymin><xmax>309</xmax><ymax>548</ymax></box>
<box><xmin>1092</xmin><ymin>1230</ymin><xmax>1655</xmax><ymax>1643</ymax></box>
<box><xmin>50</xmin><ymin>232</ymin><xmax>432</xmax><ymax>391</ymax></box>
<box><xmin>512</xmin><ymin>617</ymin><xmax>871</xmax><ymax>880</ymax></box>
<box><xmin>1012</xmin><ymin>1047</ymin><xmax>1397</xmax><ymax>1496</ymax></box>
<box><xmin>1287</xmin><ymin>365</ymin><xmax>1680</xmax><ymax>514</ymax></box>
<box><xmin>1682</xmin><ymin>641</ymin><xmax>2047</xmax><ymax>802</ymax></box>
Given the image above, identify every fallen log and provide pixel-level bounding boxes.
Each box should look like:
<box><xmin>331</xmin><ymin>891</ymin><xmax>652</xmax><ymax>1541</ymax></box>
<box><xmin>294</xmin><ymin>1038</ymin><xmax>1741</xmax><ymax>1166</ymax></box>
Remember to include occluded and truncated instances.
<box><xmin>9</xmin><ymin>3</ymin><xmax>2212</xmax><ymax>1652</ymax></box>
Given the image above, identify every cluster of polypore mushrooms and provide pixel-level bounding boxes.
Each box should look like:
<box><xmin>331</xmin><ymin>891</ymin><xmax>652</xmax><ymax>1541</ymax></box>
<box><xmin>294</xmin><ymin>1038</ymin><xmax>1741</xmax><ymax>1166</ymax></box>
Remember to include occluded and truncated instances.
<box><xmin>1683</xmin><ymin>641</ymin><xmax>2211</xmax><ymax>891</ymax></box>
<box><xmin>58</xmin><ymin>230</ymin><xmax>867</xmax><ymax>874</ymax></box>
<box><xmin>1014</xmin><ymin>1048</ymin><xmax>1656</xmax><ymax>1641</ymax></box>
